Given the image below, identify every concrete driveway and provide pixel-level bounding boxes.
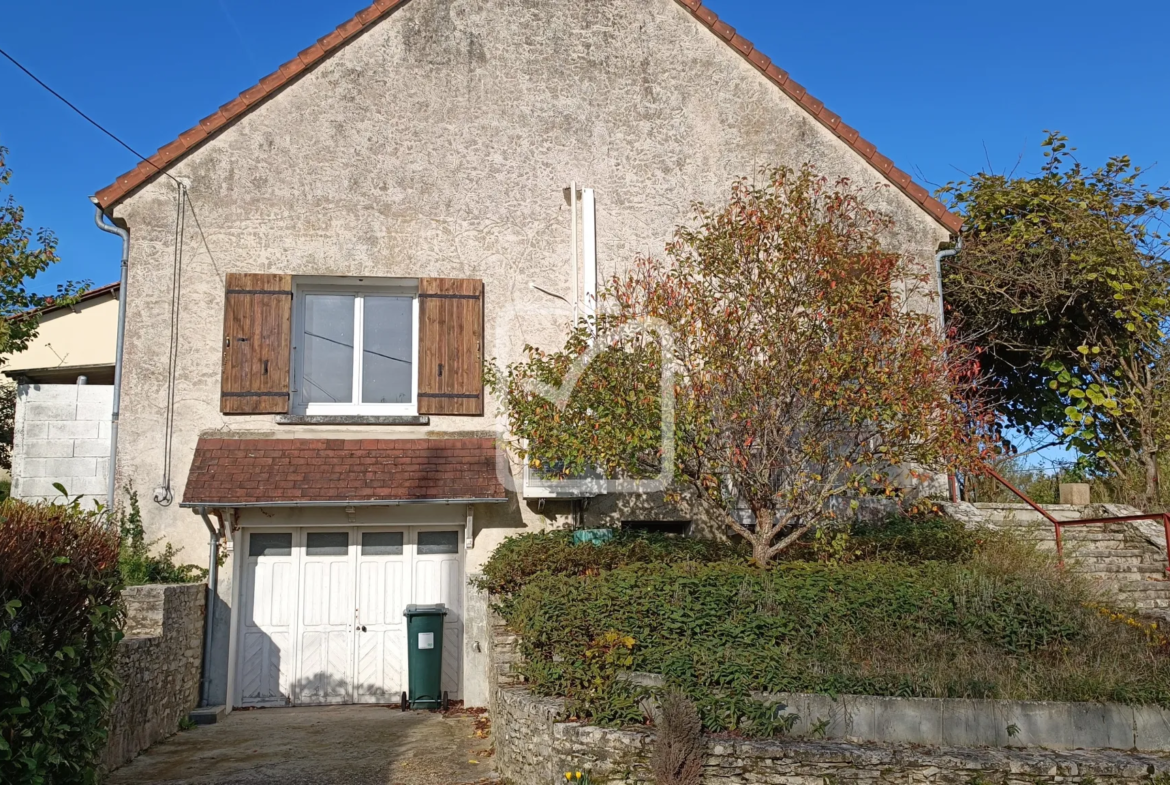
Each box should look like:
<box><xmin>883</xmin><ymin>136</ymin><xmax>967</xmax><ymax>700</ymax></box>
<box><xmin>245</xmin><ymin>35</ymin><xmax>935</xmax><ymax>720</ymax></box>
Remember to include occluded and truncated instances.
<box><xmin>106</xmin><ymin>706</ymin><xmax>495</xmax><ymax>785</ymax></box>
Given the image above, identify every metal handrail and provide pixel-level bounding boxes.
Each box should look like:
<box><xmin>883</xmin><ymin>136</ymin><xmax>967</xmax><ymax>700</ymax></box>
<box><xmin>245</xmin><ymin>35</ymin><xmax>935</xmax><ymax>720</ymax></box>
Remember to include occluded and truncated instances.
<box><xmin>981</xmin><ymin>466</ymin><xmax>1170</xmax><ymax>575</ymax></box>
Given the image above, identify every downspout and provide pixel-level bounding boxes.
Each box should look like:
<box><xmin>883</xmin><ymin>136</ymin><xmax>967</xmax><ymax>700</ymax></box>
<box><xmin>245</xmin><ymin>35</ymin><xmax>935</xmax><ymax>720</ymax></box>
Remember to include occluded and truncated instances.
<box><xmin>934</xmin><ymin>236</ymin><xmax>963</xmax><ymax>502</ymax></box>
<box><xmin>934</xmin><ymin>236</ymin><xmax>961</xmax><ymax>333</ymax></box>
<box><xmin>90</xmin><ymin>199</ymin><xmax>129</xmax><ymax>509</ymax></box>
<box><xmin>197</xmin><ymin>506</ymin><xmax>220</xmax><ymax>707</ymax></box>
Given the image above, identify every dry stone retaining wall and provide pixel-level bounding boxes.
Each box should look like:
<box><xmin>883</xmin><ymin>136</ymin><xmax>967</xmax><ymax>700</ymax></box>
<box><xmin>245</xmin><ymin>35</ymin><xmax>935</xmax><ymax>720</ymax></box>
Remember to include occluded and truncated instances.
<box><xmin>103</xmin><ymin>583</ymin><xmax>205</xmax><ymax>771</ymax></box>
<box><xmin>489</xmin><ymin>617</ymin><xmax>1170</xmax><ymax>785</ymax></box>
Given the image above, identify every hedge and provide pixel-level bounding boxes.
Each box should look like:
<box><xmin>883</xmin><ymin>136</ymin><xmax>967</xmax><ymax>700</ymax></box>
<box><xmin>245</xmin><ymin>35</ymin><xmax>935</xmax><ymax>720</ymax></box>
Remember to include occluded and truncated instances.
<box><xmin>0</xmin><ymin>500</ymin><xmax>124</xmax><ymax>784</ymax></box>
<box><xmin>486</xmin><ymin>524</ymin><xmax>1170</xmax><ymax>736</ymax></box>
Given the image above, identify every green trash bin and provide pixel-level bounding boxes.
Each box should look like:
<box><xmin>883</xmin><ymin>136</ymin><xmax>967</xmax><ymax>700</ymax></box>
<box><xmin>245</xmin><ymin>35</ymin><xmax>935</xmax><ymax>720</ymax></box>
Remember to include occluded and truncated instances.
<box><xmin>402</xmin><ymin>604</ymin><xmax>448</xmax><ymax>710</ymax></box>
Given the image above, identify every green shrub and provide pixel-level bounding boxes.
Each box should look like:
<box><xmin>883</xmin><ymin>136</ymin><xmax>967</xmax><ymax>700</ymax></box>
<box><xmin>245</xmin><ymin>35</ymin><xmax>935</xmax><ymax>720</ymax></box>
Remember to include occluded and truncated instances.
<box><xmin>475</xmin><ymin>528</ymin><xmax>743</xmax><ymax>597</ymax></box>
<box><xmin>118</xmin><ymin>492</ymin><xmax>205</xmax><ymax>586</ymax></box>
<box><xmin>0</xmin><ymin>499</ymin><xmax>125</xmax><ymax>784</ymax></box>
<box><xmin>847</xmin><ymin>514</ymin><xmax>982</xmax><ymax>563</ymax></box>
<box><xmin>492</xmin><ymin>530</ymin><xmax>1170</xmax><ymax>734</ymax></box>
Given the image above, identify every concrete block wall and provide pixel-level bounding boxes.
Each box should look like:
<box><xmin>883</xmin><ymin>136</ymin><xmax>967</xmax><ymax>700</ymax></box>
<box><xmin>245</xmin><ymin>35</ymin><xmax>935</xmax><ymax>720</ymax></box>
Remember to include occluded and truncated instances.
<box><xmin>11</xmin><ymin>383</ymin><xmax>112</xmax><ymax>507</ymax></box>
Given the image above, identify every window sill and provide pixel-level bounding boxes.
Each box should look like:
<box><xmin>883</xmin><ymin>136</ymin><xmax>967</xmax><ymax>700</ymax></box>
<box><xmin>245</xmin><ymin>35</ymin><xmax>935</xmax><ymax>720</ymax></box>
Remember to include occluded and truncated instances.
<box><xmin>275</xmin><ymin>414</ymin><xmax>430</xmax><ymax>426</ymax></box>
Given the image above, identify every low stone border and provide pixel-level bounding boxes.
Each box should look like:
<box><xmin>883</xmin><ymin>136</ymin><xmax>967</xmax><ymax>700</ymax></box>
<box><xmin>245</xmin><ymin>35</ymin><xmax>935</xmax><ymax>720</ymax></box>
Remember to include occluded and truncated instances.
<box><xmin>489</xmin><ymin>620</ymin><xmax>1170</xmax><ymax>785</ymax></box>
<box><xmin>762</xmin><ymin>691</ymin><xmax>1170</xmax><ymax>753</ymax></box>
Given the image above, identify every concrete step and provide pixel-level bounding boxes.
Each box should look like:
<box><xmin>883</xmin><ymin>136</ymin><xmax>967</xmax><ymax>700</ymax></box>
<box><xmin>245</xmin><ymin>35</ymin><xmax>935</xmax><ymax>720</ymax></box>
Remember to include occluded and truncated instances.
<box><xmin>1109</xmin><ymin>582</ymin><xmax>1170</xmax><ymax>596</ymax></box>
<box><xmin>1066</xmin><ymin>549</ymin><xmax>1148</xmax><ymax>565</ymax></box>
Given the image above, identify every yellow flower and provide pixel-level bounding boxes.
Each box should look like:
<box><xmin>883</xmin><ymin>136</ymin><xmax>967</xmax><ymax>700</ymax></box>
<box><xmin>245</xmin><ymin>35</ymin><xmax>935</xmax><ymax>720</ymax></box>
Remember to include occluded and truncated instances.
<box><xmin>576</xmin><ymin>773</ymin><xmax>583</xmax><ymax>781</ymax></box>
<box><xmin>565</xmin><ymin>774</ymin><xmax>572</xmax><ymax>781</ymax></box>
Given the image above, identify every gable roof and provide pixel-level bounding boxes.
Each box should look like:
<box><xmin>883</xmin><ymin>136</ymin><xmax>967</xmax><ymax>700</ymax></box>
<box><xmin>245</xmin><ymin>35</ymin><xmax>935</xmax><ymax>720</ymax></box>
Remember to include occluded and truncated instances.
<box><xmin>93</xmin><ymin>0</ymin><xmax>962</xmax><ymax>233</ymax></box>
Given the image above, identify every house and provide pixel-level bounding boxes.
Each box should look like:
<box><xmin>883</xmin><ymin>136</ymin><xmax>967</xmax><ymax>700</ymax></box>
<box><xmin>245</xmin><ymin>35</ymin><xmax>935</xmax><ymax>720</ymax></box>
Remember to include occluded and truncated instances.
<box><xmin>2</xmin><ymin>283</ymin><xmax>120</xmax><ymax>505</ymax></box>
<box><xmin>90</xmin><ymin>0</ymin><xmax>961</xmax><ymax>712</ymax></box>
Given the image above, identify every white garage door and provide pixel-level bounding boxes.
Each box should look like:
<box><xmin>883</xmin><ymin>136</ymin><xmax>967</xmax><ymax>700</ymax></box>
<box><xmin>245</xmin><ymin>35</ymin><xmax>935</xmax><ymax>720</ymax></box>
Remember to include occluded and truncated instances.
<box><xmin>238</xmin><ymin>526</ymin><xmax>463</xmax><ymax>708</ymax></box>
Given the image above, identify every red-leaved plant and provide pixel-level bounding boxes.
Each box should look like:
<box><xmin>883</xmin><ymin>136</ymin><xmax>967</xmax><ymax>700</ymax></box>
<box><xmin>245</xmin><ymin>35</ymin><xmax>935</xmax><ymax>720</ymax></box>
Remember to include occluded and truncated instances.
<box><xmin>489</xmin><ymin>166</ymin><xmax>995</xmax><ymax>565</ymax></box>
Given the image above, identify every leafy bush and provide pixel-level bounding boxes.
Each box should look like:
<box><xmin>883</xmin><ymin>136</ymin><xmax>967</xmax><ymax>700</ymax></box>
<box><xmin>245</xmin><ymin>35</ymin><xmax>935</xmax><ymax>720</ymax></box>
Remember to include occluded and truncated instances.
<box><xmin>491</xmin><ymin>529</ymin><xmax>1170</xmax><ymax>735</ymax></box>
<box><xmin>118</xmin><ymin>492</ymin><xmax>205</xmax><ymax>586</ymax></box>
<box><xmin>0</xmin><ymin>499</ymin><xmax>125</xmax><ymax>784</ymax></box>
<box><xmin>475</xmin><ymin>528</ymin><xmax>743</xmax><ymax>597</ymax></box>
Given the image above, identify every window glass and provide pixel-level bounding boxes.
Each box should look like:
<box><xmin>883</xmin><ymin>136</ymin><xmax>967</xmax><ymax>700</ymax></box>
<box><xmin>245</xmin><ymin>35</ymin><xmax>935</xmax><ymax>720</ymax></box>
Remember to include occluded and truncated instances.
<box><xmin>303</xmin><ymin>294</ymin><xmax>355</xmax><ymax>403</ymax></box>
<box><xmin>249</xmin><ymin>532</ymin><xmax>292</xmax><ymax>557</ymax></box>
<box><xmin>305</xmin><ymin>531</ymin><xmax>349</xmax><ymax>556</ymax></box>
<box><xmin>362</xmin><ymin>296</ymin><xmax>414</xmax><ymax>404</ymax></box>
<box><xmin>362</xmin><ymin>531</ymin><xmax>404</xmax><ymax>555</ymax></box>
<box><xmin>417</xmin><ymin>530</ymin><xmax>459</xmax><ymax>554</ymax></box>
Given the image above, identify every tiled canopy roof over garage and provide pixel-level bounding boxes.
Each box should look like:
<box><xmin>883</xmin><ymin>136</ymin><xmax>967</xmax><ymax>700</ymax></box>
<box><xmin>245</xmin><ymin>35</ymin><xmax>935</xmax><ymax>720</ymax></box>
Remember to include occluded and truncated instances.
<box><xmin>181</xmin><ymin>437</ymin><xmax>507</xmax><ymax>506</ymax></box>
<box><xmin>91</xmin><ymin>0</ymin><xmax>961</xmax><ymax>233</ymax></box>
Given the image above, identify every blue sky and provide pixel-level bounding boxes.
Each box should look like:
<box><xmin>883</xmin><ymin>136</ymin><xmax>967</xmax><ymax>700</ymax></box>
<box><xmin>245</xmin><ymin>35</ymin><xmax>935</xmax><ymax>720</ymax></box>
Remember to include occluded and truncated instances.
<box><xmin>2</xmin><ymin>0</ymin><xmax>1167</xmax><ymax>292</ymax></box>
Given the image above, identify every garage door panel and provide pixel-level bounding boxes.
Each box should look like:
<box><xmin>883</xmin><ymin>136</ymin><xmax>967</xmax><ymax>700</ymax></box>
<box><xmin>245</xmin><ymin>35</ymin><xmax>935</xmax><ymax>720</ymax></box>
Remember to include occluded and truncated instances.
<box><xmin>240</xmin><ymin>532</ymin><xmax>296</xmax><ymax>707</ymax></box>
<box><xmin>328</xmin><ymin>561</ymin><xmax>351</xmax><ymax>625</ymax></box>
<box><xmin>299</xmin><ymin>630</ymin><xmax>351</xmax><ymax>702</ymax></box>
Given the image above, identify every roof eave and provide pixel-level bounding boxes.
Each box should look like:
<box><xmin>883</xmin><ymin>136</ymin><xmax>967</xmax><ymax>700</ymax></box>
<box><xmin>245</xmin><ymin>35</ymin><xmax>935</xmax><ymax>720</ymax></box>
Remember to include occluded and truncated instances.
<box><xmin>179</xmin><ymin>497</ymin><xmax>509</xmax><ymax>509</ymax></box>
<box><xmin>92</xmin><ymin>0</ymin><xmax>963</xmax><ymax>233</ymax></box>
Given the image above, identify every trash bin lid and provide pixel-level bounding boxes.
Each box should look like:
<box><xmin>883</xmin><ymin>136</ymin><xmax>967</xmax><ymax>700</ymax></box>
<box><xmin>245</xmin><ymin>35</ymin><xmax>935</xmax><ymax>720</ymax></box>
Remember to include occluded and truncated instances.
<box><xmin>403</xmin><ymin>603</ymin><xmax>448</xmax><ymax>617</ymax></box>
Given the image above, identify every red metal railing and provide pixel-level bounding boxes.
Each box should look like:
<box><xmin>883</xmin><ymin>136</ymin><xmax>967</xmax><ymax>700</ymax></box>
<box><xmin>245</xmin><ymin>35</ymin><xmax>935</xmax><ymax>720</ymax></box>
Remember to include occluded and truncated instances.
<box><xmin>982</xmin><ymin>466</ymin><xmax>1170</xmax><ymax>574</ymax></box>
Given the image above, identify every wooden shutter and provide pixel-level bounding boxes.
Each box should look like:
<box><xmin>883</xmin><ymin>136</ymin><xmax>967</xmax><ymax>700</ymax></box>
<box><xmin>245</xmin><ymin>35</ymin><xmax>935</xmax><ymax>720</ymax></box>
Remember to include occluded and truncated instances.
<box><xmin>417</xmin><ymin>278</ymin><xmax>484</xmax><ymax>416</ymax></box>
<box><xmin>220</xmin><ymin>273</ymin><xmax>293</xmax><ymax>414</ymax></box>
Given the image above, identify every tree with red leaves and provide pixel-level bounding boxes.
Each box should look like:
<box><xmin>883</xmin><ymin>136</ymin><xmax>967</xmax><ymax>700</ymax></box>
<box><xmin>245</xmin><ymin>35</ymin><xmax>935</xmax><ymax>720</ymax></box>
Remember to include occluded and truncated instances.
<box><xmin>490</xmin><ymin>166</ymin><xmax>994</xmax><ymax>565</ymax></box>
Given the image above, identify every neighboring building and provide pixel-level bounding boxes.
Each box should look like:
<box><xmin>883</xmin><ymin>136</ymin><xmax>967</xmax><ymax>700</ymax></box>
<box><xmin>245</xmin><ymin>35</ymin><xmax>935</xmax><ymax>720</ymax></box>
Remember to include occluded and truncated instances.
<box><xmin>90</xmin><ymin>0</ymin><xmax>961</xmax><ymax>711</ymax></box>
<box><xmin>2</xmin><ymin>284</ymin><xmax>119</xmax><ymax>505</ymax></box>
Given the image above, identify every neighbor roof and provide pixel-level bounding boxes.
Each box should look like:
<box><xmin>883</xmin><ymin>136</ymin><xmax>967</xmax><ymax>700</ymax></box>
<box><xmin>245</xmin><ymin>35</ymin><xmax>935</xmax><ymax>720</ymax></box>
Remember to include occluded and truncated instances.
<box><xmin>93</xmin><ymin>0</ymin><xmax>961</xmax><ymax>233</ymax></box>
<box><xmin>181</xmin><ymin>437</ymin><xmax>508</xmax><ymax>507</ymax></box>
<box><xmin>8</xmin><ymin>282</ymin><xmax>120</xmax><ymax>323</ymax></box>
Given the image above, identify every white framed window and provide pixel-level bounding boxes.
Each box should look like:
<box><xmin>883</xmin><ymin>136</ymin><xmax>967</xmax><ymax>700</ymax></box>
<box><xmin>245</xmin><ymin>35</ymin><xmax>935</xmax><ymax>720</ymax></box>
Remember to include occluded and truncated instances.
<box><xmin>292</xmin><ymin>279</ymin><xmax>419</xmax><ymax>415</ymax></box>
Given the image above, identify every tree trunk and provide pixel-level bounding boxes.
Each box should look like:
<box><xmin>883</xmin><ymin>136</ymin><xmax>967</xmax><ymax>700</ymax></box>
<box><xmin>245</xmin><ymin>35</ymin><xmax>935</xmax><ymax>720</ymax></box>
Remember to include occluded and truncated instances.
<box><xmin>1144</xmin><ymin>451</ymin><xmax>1161</xmax><ymax>510</ymax></box>
<box><xmin>751</xmin><ymin>537</ymin><xmax>771</xmax><ymax>567</ymax></box>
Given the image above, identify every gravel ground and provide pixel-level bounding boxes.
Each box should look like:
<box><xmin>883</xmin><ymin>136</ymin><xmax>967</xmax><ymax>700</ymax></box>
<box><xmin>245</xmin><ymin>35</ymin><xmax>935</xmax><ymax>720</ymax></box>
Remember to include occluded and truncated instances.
<box><xmin>105</xmin><ymin>705</ymin><xmax>496</xmax><ymax>785</ymax></box>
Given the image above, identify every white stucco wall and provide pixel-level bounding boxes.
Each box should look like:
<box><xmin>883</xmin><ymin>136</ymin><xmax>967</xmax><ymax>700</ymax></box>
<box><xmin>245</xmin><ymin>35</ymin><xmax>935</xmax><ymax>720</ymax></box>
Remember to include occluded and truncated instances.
<box><xmin>11</xmin><ymin>384</ymin><xmax>112</xmax><ymax>508</ymax></box>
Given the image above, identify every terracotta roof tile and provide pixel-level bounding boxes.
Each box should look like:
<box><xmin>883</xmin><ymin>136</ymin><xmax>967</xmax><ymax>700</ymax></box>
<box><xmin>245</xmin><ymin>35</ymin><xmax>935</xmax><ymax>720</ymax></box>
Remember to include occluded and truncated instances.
<box><xmin>91</xmin><ymin>0</ymin><xmax>962</xmax><ymax>232</ymax></box>
<box><xmin>182</xmin><ymin>437</ymin><xmax>507</xmax><ymax>506</ymax></box>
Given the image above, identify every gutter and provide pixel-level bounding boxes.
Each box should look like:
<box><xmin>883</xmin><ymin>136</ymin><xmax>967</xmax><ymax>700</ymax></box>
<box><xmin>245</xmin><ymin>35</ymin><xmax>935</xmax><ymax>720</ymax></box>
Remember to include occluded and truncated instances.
<box><xmin>90</xmin><ymin>199</ymin><xmax>129</xmax><ymax>509</ymax></box>
<box><xmin>196</xmin><ymin>506</ymin><xmax>219</xmax><ymax>708</ymax></box>
<box><xmin>178</xmin><ymin>497</ymin><xmax>509</xmax><ymax>509</ymax></box>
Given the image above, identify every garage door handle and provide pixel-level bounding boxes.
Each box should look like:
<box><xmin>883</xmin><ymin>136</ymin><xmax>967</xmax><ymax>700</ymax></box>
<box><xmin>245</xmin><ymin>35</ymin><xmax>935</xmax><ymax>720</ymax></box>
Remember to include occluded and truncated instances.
<box><xmin>360</xmin><ymin>625</ymin><xmax>367</xmax><ymax>632</ymax></box>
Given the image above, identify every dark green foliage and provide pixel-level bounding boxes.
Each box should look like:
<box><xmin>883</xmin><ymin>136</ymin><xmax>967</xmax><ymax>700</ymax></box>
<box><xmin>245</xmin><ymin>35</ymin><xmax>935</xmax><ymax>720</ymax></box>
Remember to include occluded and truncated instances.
<box><xmin>846</xmin><ymin>515</ymin><xmax>980</xmax><ymax>564</ymax></box>
<box><xmin>489</xmin><ymin>529</ymin><xmax>1170</xmax><ymax>735</ymax></box>
<box><xmin>474</xmin><ymin>528</ymin><xmax>743</xmax><ymax>597</ymax></box>
<box><xmin>0</xmin><ymin>499</ymin><xmax>125</xmax><ymax>784</ymax></box>
<box><xmin>118</xmin><ymin>492</ymin><xmax>205</xmax><ymax>586</ymax></box>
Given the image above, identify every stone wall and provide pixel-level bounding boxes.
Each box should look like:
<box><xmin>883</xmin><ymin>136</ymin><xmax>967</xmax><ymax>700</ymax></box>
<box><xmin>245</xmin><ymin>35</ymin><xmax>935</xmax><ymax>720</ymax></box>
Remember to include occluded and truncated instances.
<box><xmin>103</xmin><ymin>583</ymin><xmax>206</xmax><ymax>771</ymax></box>
<box><xmin>11</xmin><ymin>383</ymin><xmax>112</xmax><ymax>508</ymax></box>
<box><xmin>489</xmin><ymin>618</ymin><xmax>1170</xmax><ymax>785</ymax></box>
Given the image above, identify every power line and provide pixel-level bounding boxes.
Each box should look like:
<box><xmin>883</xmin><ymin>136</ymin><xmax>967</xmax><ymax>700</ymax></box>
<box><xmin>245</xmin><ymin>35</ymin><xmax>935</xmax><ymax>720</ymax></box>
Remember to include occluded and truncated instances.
<box><xmin>0</xmin><ymin>44</ymin><xmax>226</xmax><ymax>284</ymax></box>
<box><xmin>0</xmin><ymin>46</ymin><xmax>170</xmax><ymax>183</ymax></box>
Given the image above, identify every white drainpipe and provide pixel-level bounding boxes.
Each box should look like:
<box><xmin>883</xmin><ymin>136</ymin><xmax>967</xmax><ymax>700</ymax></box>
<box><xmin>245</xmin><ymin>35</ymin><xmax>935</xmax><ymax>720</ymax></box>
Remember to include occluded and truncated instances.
<box><xmin>581</xmin><ymin>188</ymin><xmax>597</xmax><ymax>333</ymax></box>
<box><xmin>90</xmin><ymin>199</ymin><xmax>129</xmax><ymax>510</ymax></box>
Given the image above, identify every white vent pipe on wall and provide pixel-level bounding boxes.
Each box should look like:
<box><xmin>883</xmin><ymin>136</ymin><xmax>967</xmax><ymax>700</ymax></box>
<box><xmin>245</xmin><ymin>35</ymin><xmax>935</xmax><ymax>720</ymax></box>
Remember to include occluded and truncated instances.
<box><xmin>581</xmin><ymin>188</ymin><xmax>597</xmax><ymax>333</ymax></box>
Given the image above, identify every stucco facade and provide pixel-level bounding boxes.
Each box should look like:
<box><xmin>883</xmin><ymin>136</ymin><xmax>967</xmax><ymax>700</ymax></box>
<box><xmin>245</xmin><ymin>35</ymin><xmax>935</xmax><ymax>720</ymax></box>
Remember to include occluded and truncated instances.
<box><xmin>100</xmin><ymin>0</ymin><xmax>953</xmax><ymax>707</ymax></box>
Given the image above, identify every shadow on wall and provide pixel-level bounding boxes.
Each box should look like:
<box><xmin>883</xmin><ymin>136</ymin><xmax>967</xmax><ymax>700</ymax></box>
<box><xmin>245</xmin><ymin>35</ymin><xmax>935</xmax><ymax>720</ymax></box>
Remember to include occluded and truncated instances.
<box><xmin>237</xmin><ymin>627</ymin><xmax>408</xmax><ymax>708</ymax></box>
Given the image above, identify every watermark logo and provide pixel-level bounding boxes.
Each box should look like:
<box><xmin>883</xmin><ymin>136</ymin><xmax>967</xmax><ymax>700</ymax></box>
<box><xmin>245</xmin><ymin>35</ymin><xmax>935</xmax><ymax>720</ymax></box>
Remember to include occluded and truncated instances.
<box><xmin>490</xmin><ymin>294</ymin><xmax>677</xmax><ymax>497</ymax></box>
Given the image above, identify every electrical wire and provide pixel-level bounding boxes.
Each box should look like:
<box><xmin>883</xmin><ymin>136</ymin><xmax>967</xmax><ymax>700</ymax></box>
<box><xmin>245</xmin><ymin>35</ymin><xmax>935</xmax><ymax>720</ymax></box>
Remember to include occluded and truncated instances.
<box><xmin>0</xmin><ymin>44</ymin><xmax>225</xmax><ymax>285</ymax></box>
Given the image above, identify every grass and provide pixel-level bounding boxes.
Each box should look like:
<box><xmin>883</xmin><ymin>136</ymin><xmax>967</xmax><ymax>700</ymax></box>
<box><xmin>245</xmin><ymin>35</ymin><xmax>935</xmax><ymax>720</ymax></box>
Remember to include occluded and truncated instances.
<box><xmin>483</xmin><ymin>520</ymin><xmax>1170</xmax><ymax>734</ymax></box>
